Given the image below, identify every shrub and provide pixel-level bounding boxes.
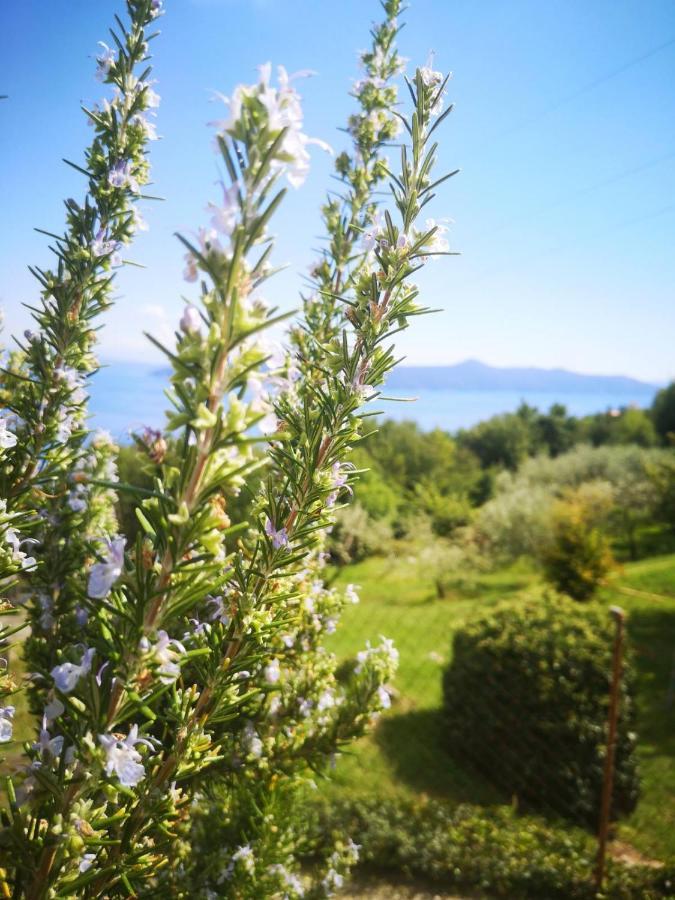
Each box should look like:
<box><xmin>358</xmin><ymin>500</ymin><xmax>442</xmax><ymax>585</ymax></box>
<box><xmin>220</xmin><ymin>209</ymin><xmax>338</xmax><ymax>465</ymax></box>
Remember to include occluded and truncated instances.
<box><xmin>310</xmin><ymin>795</ymin><xmax>674</xmax><ymax>899</ymax></box>
<box><xmin>542</xmin><ymin>492</ymin><xmax>615</xmax><ymax>600</ymax></box>
<box><xmin>328</xmin><ymin>502</ymin><xmax>393</xmax><ymax>564</ymax></box>
<box><xmin>442</xmin><ymin>597</ymin><xmax>640</xmax><ymax>828</ymax></box>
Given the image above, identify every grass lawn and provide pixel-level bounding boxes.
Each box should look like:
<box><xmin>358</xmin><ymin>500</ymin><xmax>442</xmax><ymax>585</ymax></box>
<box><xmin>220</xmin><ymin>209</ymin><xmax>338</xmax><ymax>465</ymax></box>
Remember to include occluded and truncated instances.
<box><xmin>325</xmin><ymin>545</ymin><xmax>675</xmax><ymax>862</ymax></box>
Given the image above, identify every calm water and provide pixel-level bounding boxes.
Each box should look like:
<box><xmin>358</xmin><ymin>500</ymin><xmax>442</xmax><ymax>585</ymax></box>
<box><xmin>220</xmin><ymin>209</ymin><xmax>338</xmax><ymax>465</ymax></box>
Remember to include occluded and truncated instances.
<box><xmin>89</xmin><ymin>361</ymin><xmax>657</xmax><ymax>441</ymax></box>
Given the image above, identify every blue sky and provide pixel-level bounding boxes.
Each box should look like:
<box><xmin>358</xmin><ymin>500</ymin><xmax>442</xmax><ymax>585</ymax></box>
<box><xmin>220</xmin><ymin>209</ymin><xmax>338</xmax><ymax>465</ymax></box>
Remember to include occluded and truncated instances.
<box><xmin>2</xmin><ymin>0</ymin><xmax>674</xmax><ymax>383</ymax></box>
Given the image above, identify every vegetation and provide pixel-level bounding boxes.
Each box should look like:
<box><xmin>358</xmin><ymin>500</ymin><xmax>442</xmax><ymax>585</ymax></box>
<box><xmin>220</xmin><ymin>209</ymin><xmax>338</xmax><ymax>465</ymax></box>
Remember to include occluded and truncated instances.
<box><xmin>541</xmin><ymin>491</ymin><xmax>615</xmax><ymax>599</ymax></box>
<box><xmin>310</xmin><ymin>796</ymin><xmax>675</xmax><ymax>899</ymax></box>
<box><xmin>442</xmin><ymin>596</ymin><xmax>639</xmax><ymax>826</ymax></box>
<box><xmin>325</xmin><ymin>548</ymin><xmax>675</xmax><ymax>863</ymax></box>
<box><xmin>0</xmin><ymin>1</ymin><xmax>460</xmax><ymax>896</ymax></box>
<box><xmin>4</xmin><ymin>0</ymin><xmax>674</xmax><ymax>893</ymax></box>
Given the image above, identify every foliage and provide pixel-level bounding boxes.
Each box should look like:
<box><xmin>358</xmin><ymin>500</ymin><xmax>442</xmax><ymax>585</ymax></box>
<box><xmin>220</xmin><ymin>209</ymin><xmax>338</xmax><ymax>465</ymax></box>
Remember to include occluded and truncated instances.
<box><xmin>347</xmin><ymin>447</ymin><xmax>400</xmax><ymax>520</ymax></box>
<box><xmin>476</xmin><ymin>444</ymin><xmax>671</xmax><ymax>563</ymax></box>
<box><xmin>651</xmin><ymin>383</ymin><xmax>675</xmax><ymax>445</ymax></box>
<box><xmin>541</xmin><ymin>489</ymin><xmax>615</xmax><ymax>599</ymax></box>
<box><xmin>442</xmin><ymin>597</ymin><xmax>640</xmax><ymax>827</ymax></box>
<box><xmin>576</xmin><ymin>407</ymin><xmax>656</xmax><ymax>448</ymax></box>
<box><xmin>457</xmin><ymin>401</ymin><xmax>660</xmax><ymax>471</ymax></box>
<box><xmin>328</xmin><ymin>502</ymin><xmax>394</xmax><ymax>564</ymax></box>
<box><xmin>309</xmin><ymin>795</ymin><xmax>675</xmax><ymax>900</ymax></box>
<box><xmin>356</xmin><ymin>420</ymin><xmax>484</xmax><ymax>535</ymax></box>
<box><xmin>324</xmin><ymin>548</ymin><xmax>675</xmax><ymax>861</ymax></box>
<box><xmin>457</xmin><ymin>407</ymin><xmax>534</xmax><ymax>470</ymax></box>
<box><xmin>646</xmin><ymin>454</ymin><xmax>675</xmax><ymax>534</ymax></box>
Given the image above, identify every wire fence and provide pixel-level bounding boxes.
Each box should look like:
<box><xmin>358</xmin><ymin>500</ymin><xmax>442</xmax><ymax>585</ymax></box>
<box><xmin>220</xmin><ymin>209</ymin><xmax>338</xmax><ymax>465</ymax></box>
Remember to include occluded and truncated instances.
<box><xmin>326</xmin><ymin>552</ymin><xmax>675</xmax><ymax>869</ymax></box>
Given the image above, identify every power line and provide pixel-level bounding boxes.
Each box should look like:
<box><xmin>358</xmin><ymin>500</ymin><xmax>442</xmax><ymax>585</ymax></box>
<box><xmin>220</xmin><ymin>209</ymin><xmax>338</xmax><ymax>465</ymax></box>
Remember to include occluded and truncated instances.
<box><xmin>492</xmin><ymin>35</ymin><xmax>675</xmax><ymax>142</ymax></box>
<box><xmin>462</xmin><ymin>203</ymin><xmax>675</xmax><ymax>289</ymax></box>
<box><xmin>480</xmin><ymin>148</ymin><xmax>675</xmax><ymax>239</ymax></box>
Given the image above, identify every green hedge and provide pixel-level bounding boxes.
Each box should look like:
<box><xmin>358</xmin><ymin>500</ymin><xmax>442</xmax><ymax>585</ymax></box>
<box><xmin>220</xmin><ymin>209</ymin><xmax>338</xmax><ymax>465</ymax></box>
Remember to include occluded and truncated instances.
<box><xmin>311</xmin><ymin>796</ymin><xmax>674</xmax><ymax>899</ymax></box>
<box><xmin>442</xmin><ymin>597</ymin><xmax>640</xmax><ymax>827</ymax></box>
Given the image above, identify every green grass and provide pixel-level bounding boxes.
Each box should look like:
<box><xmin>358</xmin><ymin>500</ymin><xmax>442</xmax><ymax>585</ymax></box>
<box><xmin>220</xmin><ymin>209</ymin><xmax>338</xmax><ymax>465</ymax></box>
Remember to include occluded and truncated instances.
<box><xmin>325</xmin><ymin>545</ymin><xmax>675</xmax><ymax>862</ymax></box>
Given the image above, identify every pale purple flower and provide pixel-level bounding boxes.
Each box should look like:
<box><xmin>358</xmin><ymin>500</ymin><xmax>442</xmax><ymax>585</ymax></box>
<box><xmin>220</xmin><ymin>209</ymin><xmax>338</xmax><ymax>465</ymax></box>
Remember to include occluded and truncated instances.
<box><xmin>95</xmin><ymin>42</ymin><xmax>115</xmax><ymax>81</ymax></box>
<box><xmin>242</xmin><ymin>723</ymin><xmax>263</xmax><ymax>758</ymax></box>
<box><xmin>419</xmin><ymin>64</ymin><xmax>449</xmax><ymax>115</ymax></box>
<box><xmin>345</xmin><ymin>583</ymin><xmax>360</xmax><ymax>605</ymax></box>
<box><xmin>183</xmin><ymin>253</ymin><xmax>198</xmax><ymax>283</ymax></box>
<box><xmin>51</xmin><ymin>647</ymin><xmax>95</xmax><ymax>694</ymax></box>
<box><xmin>98</xmin><ymin>724</ymin><xmax>150</xmax><ymax>787</ymax></box>
<box><xmin>141</xmin><ymin>85</ymin><xmax>161</xmax><ymax>109</ymax></box>
<box><xmin>0</xmin><ymin>706</ymin><xmax>15</xmax><ymax>743</ymax></box>
<box><xmin>55</xmin><ymin>408</ymin><xmax>74</xmax><ymax>442</ymax></box>
<box><xmin>5</xmin><ymin>528</ymin><xmax>38</xmax><ymax>571</ymax></box>
<box><xmin>0</xmin><ymin>417</ymin><xmax>17</xmax><ymax>450</ymax></box>
<box><xmin>322</xmin><ymin>869</ymin><xmax>344</xmax><ymax>892</ymax></box>
<box><xmin>179</xmin><ymin>305</ymin><xmax>202</xmax><ymax>335</ymax></box>
<box><xmin>54</xmin><ymin>365</ymin><xmax>87</xmax><ymax>404</ymax></box>
<box><xmin>206</xmin><ymin>594</ymin><xmax>231</xmax><ymax>626</ymax></box>
<box><xmin>208</xmin><ymin>182</ymin><xmax>239</xmax><ymax>236</ymax></box>
<box><xmin>362</xmin><ymin>215</ymin><xmax>383</xmax><ymax>251</ymax></box>
<box><xmin>131</xmin><ymin>113</ymin><xmax>159</xmax><ymax>141</ymax></box>
<box><xmin>88</xmin><ymin>536</ymin><xmax>125</xmax><ymax>599</ymax></box>
<box><xmin>130</xmin><ymin>207</ymin><xmax>149</xmax><ymax>233</ymax></box>
<box><xmin>264</xmin><ymin>658</ymin><xmax>280</xmax><ymax>684</ymax></box>
<box><xmin>317</xmin><ymin>689</ymin><xmax>336</xmax><ymax>712</ymax></box>
<box><xmin>68</xmin><ymin>490</ymin><xmax>88</xmax><ymax>513</ymax></box>
<box><xmin>326</xmin><ymin>461</ymin><xmax>351</xmax><ymax>507</ymax></box>
<box><xmin>34</xmin><ymin>715</ymin><xmax>74</xmax><ymax>763</ymax></box>
<box><xmin>265</xmin><ymin>517</ymin><xmax>289</xmax><ymax>550</ymax></box>
<box><xmin>146</xmin><ymin>630</ymin><xmax>186</xmax><ymax>684</ymax></box>
<box><xmin>79</xmin><ymin>854</ymin><xmax>96</xmax><ymax>874</ymax></box>
<box><xmin>377</xmin><ymin>685</ymin><xmax>391</xmax><ymax>709</ymax></box>
<box><xmin>231</xmin><ymin>844</ymin><xmax>255</xmax><ymax>874</ymax></box>
<box><xmin>298</xmin><ymin>698</ymin><xmax>313</xmax><ymax>718</ymax></box>
<box><xmin>44</xmin><ymin>698</ymin><xmax>64</xmax><ymax>723</ymax></box>
<box><xmin>108</xmin><ymin>160</ymin><xmax>139</xmax><ymax>193</ymax></box>
<box><xmin>422</xmin><ymin>218</ymin><xmax>450</xmax><ymax>256</ymax></box>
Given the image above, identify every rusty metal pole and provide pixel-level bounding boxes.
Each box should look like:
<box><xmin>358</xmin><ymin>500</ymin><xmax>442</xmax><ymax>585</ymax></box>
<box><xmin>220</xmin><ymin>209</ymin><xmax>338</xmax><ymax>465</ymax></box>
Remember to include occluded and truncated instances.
<box><xmin>594</xmin><ymin>605</ymin><xmax>626</xmax><ymax>894</ymax></box>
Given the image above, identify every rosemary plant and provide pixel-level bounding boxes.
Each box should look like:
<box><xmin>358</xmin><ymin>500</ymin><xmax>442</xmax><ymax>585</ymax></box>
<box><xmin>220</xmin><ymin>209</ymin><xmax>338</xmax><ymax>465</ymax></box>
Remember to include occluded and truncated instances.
<box><xmin>0</xmin><ymin>1</ymin><xmax>455</xmax><ymax>896</ymax></box>
<box><xmin>0</xmin><ymin>0</ymin><xmax>162</xmax><ymax>713</ymax></box>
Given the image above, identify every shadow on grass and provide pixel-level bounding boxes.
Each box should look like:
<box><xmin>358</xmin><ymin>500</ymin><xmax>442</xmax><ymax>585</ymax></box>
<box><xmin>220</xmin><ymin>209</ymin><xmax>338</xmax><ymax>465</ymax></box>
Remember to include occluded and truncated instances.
<box><xmin>627</xmin><ymin>606</ymin><xmax>675</xmax><ymax>757</ymax></box>
<box><xmin>374</xmin><ymin>707</ymin><xmax>505</xmax><ymax>806</ymax></box>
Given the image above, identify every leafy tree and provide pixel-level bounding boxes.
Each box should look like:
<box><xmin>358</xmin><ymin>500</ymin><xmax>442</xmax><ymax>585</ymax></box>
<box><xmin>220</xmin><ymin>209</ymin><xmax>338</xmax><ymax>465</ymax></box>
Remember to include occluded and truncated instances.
<box><xmin>457</xmin><ymin>411</ymin><xmax>533</xmax><ymax>470</ymax></box>
<box><xmin>651</xmin><ymin>382</ymin><xmax>675</xmax><ymax>444</ymax></box>
<box><xmin>535</xmin><ymin>403</ymin><xmax>579</xmax><ymax>456</ymax></box>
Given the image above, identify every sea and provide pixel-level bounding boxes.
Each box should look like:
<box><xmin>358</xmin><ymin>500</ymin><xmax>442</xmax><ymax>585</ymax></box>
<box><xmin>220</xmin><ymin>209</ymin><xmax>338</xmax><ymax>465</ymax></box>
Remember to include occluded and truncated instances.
<box><xmin>88</xmin><ymin>361</ymin><xmax>658</xmax><ymax>442</ymax></box>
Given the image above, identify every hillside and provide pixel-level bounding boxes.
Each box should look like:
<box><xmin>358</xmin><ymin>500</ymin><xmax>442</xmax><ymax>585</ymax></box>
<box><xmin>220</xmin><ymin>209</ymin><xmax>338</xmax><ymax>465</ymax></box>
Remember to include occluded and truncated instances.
<box><xmin>386</xmin><ymin>359</ymin><xmax>659</xmax><ymax>395</ymax></box>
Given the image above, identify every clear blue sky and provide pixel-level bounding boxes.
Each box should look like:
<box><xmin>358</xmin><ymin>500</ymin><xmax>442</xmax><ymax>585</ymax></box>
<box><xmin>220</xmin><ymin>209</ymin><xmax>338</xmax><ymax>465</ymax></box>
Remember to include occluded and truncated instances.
<box><xmin>2</xmin><ymin>0</ymin><xmax>674</xmax><ymax>383</ymax></box>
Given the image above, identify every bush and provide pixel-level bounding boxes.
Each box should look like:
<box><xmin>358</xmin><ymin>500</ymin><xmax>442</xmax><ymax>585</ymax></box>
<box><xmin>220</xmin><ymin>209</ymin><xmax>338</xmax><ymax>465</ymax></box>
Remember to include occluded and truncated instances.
<box><xmin>310</xmin><ymin>796</ymin><xmax>674</xmax><ymax>899</ymax></box>
<box><xmin>542</xmin><ymin>493</ymin><xmax>615</xmax><ymax>600</ymax></box>
<box><xmin>442</xmin><ymin>597</ymin><xmax>640</xmax><ymax>828</ymax></box>
<box><xmin>328</xmin><ymin>502</ymin><xmax>393</xmax><ymax>564</ymax></box>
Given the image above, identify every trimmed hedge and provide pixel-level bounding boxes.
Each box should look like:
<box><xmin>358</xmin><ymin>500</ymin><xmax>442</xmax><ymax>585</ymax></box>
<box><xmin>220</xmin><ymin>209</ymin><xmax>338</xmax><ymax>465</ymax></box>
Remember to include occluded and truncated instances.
<box><xmin>311</xmin><ymin>796</ymin><xmax>674</xmax><ymax>899</ymax></box>
<box><xmin>442</xmin><ymin>597</ymin><xmax>640</xmax><ymax>827</ymax></box>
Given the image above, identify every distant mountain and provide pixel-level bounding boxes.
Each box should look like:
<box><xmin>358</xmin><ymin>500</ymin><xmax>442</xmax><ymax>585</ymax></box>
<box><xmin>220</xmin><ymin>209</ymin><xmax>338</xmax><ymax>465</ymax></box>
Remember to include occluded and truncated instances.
<box><xmin>386</xmin><ymin>360</ymin><xmax>660</xmax><ymax>395</ymax></box>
